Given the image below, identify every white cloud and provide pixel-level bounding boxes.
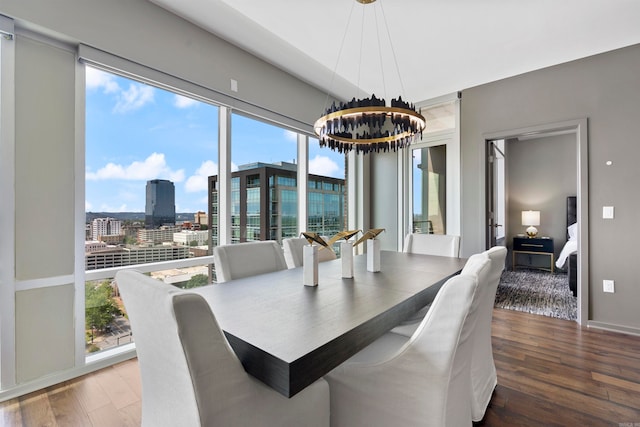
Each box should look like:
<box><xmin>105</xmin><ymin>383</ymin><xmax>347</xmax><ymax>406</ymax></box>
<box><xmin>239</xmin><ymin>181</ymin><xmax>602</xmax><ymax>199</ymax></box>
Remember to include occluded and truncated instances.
<box><xmin>113</xmin><ymin>83</ymin><xmax>155</xmax><ymax>113</ymax></box>
<box><xmin>86</xmin><ymin>67</ymin><xmax>153</xmax><ymax>113</ymax></box>
<box><xmin>232</xmin><ymin>162</ymin><xmax>239</xmax><ymax>172</ymax></box>
<box><xmin>185</xmin><ymin>160</ymin><xmax>218</xmax><ymax>193</ymax></box>
<box><xmin>174</xmin><ymin>94</ymin><xmax>199</xmax><ymax>109</ymax></box>
<box><xmin>86</xmin><ymin>152</ymin><xmax>185</xmax><ymax>182</ymax></box>
<box><xmin>309</xmin><ymin>155</ymin><xmax>340</xmax><ymax>177</ymax></box>
<box><xmin>86</xmin><ymin>67</ymin><xmax>120</xmax><ymax>93</ymax></box>
<box><xmin>85</xmin><ymin>200</ymin><xmax>93</xmax><ymax>211</ymax></box>
<box><xmin>283</xmin><ymin>129</ymin><xmax>298</xmax><ymax>142</ymax></box>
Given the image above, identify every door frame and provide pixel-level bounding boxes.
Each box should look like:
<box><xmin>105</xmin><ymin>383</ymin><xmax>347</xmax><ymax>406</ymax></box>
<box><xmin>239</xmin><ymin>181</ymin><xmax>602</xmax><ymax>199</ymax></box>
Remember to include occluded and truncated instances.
<box><xmin>483</xmin><ymin>118</ymin><xmax>588</xmax><ymax>325</ymax></box>
<box><xmin>486</xmin><ymin>139</ymin><xmax>506</xmax><ymax>247</ymax></box>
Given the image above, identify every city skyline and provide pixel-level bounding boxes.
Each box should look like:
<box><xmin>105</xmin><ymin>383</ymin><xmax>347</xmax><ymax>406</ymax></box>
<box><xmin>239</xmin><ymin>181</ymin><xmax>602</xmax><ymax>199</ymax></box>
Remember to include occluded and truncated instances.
<box><xmin>85</xmin><ymin>67</ymin><xmax>345</xmax><ymax>214</ymax></box>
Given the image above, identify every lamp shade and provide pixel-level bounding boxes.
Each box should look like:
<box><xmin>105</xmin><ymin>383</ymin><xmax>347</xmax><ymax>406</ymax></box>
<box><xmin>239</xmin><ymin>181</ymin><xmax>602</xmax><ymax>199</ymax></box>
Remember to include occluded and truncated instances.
<box><xmin>521</xmin><ymin>210</ymin><xmax>540</xmax><ymax>226</ymax></box>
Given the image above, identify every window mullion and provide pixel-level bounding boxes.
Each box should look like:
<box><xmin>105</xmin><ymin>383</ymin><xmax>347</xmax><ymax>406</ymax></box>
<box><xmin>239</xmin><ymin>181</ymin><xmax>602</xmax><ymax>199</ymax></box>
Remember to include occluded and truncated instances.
<box><xmin>297</xmin><ymin>134</ymin><xmax>308</xmax><ymax>234</ymax></box>
<box><xmin>218</xmin><ymin>106</ymin><xmax>232</xmax><ymax>246</ymax></box>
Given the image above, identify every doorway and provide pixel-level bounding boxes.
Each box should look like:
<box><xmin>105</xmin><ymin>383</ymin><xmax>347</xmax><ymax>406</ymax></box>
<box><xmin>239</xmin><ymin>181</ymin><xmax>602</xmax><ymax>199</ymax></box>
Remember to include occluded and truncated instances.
<box><xmin>487</xmin><ymin>139</ymin><xmax>506</xmax><ymax>247</ymax></box>
<box><xmin>484</xmin><ymin>119</ymin><xmax>589</xmax><ymax>325</ymax></box>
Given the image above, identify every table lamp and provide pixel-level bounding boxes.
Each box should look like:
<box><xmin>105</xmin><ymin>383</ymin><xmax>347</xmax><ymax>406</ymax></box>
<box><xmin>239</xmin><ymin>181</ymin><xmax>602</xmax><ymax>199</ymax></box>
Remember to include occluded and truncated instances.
<box><xmin>522</xmin><ymin>210</ymin><xmax>540</xmax><ymax>238</ymax></box>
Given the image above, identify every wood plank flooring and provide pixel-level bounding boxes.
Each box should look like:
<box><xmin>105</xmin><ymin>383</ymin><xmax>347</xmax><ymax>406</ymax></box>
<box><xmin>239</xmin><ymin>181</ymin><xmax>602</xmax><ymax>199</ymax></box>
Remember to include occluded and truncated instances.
<box><xmin>479</xmin><ymin>309</ymin><xmax>640</xmax><ymax>426</ymax></box>
<box><xmin>0</xmin><ymin>359</ymin><xmax>141</xmax><ymax>427</ymax></box>
<box><xmin>1</xmin><ymin>308</ymin><xmax>639</xmax><ymax>426</ymax></box>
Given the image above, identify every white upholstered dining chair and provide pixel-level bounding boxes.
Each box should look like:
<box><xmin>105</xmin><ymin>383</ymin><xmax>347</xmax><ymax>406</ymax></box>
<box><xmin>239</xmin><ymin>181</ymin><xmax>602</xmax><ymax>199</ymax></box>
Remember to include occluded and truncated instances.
<box><xmin>403</xmin><ymin>233</ymin><xmax>461</xmax><ymax>258</ymax></box>
<box><xmin>116</xmin><ymin>270</ymin><xmax>330</xmax><ymax>427</ymax></box>
<box><xmin>389</xmin><ymin>233</ymin><xmax>462</xmax><ymax>336</ymax></box>
<box><xmin>325</xmin><ymin>268</ymin><xmax>485</xmax><ymax>427</ymax></box>
<box><xmin>470</xmin><ymin>246</ymin><xmax>507</xmax><ymax>421</ymax></box>
<box><xmin>283</xmin><ymin>237</ymin><xmax>337</xmax><ymax>269</ymax></box>
<box><xmin>213</xmin><ymin>240</ymin><xmax>287</xmax><ymax>282</ymax></box>
<box><xmin>390</xmin><ymin>247</ymin><xmax>508</xmax><ymax>421</ymax></box>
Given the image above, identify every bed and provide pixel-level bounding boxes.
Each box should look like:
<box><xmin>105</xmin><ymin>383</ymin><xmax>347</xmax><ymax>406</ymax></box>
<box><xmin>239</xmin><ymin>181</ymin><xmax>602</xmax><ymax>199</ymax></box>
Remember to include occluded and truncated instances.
<box><xmin>555</xmin><ymin>196</ymin><xmax>578</xmax><ymax>296</ymax></box>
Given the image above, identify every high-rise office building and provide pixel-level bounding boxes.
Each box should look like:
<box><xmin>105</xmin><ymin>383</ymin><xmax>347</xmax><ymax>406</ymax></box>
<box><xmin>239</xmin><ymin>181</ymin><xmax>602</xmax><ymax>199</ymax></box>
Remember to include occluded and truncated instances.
<box><xmin>145</xmin><ymin>179</ymin><xmax>176</xmax><ymax>229</ymax></box>
<box><xmin>208</xmin><ymin>162</ymin><xmax>345</xmax><ymax>247</ymax></box>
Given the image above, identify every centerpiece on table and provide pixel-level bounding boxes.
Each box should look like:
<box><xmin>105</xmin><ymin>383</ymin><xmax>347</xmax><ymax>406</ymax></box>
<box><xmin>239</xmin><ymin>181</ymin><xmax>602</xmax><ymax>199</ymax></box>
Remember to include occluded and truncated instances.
<box><xmin>301</xmin><ymin>232</ymin><xmax>330</xmax><ymax>287</ymax></box>
<box><xmin>353</xmin><ymin>228</ymin><xmax>385</xmax><ymax>272</ymax></box>
<box><xmin>327</xmin><ymin>230</ymin><xmax>361</xmax><ymax>278</ymax></box>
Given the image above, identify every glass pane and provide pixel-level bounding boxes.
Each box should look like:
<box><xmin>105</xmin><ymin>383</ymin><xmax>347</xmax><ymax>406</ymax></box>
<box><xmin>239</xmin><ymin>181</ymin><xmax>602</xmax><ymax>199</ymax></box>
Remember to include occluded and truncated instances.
<box><xmin>85</xmin><ymin>66</ymin><xmax>218</xmax><ymax>353</ymax></box>
<box><xmin>308</xmin><ymin>138</ymin><xmax>347</xmax><ymax>254</ymax></box>
<box><xmin>229</xmin><ymin>114</ymin><xmax>298</xmax><ymax>245</ymax></box>
<box><xmin>86</xmin><ymin>264</ymin><xmax>211</xmax><ymax>354</ymax></box>
<box><xmin>412</xmin><ymin>145</ymin><xmax>447</xmax><ymax>234</ymax></box>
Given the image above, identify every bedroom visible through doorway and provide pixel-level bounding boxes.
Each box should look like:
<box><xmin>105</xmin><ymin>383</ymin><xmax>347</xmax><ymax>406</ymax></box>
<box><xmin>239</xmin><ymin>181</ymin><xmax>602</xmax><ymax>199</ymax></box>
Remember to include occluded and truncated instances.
<box><xmin>484</xmin><ymin>119</ymin><xmax>588</xmax><ymax>324</ymax></box>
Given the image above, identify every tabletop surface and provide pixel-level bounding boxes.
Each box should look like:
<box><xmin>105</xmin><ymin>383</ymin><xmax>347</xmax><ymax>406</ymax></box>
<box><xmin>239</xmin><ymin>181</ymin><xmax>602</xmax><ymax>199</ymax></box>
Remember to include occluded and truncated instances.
<box><xmin>193</xmin><ymin>250</ymin><xmax>466</xmax><ymax>397</ymax></box>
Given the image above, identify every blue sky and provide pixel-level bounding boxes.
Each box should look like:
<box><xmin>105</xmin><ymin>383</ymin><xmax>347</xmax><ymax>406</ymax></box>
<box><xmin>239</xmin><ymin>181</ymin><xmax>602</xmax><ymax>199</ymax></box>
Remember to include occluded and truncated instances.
<box><xmin>85</xmin><ymin>67</ymin><xmax>345</xmax><ymax>213</ymax></box>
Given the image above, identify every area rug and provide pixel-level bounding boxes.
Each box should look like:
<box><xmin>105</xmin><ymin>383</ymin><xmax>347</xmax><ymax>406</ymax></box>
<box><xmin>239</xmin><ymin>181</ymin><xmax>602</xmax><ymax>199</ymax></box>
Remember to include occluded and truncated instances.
<box><xmin>494</xmin><ymin>270</ymin><xmax>577</xmax><ymax>321</ymax></box>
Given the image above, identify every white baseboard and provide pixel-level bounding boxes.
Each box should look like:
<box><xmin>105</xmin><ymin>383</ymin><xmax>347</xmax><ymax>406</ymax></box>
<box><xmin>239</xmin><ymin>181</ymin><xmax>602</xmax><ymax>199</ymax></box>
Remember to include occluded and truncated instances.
<box><xmin>588</xmin><ymin>321</ymin><xmax>640</xmax><ymax>337</ymax></box>
<box><xmin>0</xmin><ymin>347</ymin><xmax>137</xmax><ymax>403</ymax></box>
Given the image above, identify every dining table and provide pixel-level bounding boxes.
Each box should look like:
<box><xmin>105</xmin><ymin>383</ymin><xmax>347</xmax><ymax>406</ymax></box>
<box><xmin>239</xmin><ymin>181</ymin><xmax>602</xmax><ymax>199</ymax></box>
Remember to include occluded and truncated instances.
<box><xmin>193</xmin><ymin>250</ymin><xmax>467</xmax><ymax>397</ymax></box>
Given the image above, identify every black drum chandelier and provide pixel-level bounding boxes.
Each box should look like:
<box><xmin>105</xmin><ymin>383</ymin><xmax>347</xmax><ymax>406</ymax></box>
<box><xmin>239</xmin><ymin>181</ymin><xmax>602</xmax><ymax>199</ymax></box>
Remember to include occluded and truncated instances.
<box><xmin>314</xmin><ymin>0</ymin><xmax>426</xmax><ymax>154</ymax></box>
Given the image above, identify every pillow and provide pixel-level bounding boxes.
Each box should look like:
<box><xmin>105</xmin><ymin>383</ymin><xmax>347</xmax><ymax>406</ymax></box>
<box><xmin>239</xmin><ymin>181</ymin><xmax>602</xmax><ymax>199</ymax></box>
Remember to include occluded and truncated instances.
<box><xmin>568</xmin><ymin>222</ymin><xmax>577</xmax><ymax>241</ymax></box>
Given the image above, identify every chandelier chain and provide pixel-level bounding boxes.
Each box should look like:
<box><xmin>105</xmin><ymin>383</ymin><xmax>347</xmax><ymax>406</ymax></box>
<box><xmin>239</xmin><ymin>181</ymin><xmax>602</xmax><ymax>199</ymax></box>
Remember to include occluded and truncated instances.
<box><xmin>373</xmin><ymin>3</ymin><xmax>387</xmax><ymax>102</ymax></box>
<box><xmin>322</xmin><ymin>1</ymin><xmax>358</xmax><ymax>115</ymax></box>
<box><xmin>356</xmin><ymin>4</ymin><xmax>365</xmax><ymax>96</ymax></box>
<box><xmin>379</xmin><ymin>0</ymin><xmax>406</xmax><ymax>96</ymax></box>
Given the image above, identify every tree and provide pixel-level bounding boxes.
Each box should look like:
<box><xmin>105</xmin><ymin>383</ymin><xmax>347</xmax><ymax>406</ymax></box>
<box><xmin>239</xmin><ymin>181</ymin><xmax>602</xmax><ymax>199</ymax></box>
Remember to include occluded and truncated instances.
<box><xmin>85</xmin><ymin>281</ymin><xmax>121</xmax><ymax>332</ymax></box>
<box><xmin>123</xmin><ymin>235</ymin><xmax>137</xmax><ymax>245</ymax></box>
<box><xmin>182</xmin><ymin>274</ymin><xmax>209</xmax><ymax>289</ymax></box>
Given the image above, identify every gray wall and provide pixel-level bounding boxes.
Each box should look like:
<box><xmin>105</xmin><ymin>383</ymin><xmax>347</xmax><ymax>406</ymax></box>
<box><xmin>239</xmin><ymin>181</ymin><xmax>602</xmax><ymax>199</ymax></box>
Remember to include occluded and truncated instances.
<box><xmin>506</xmin><ymin>133</ymin><xmax>577</xmax><ymax>265</ymax></box>
<box><xmin>461</xmin><ymin>44</ymin><xmax>640</xmax><ymax>332</ymax></box>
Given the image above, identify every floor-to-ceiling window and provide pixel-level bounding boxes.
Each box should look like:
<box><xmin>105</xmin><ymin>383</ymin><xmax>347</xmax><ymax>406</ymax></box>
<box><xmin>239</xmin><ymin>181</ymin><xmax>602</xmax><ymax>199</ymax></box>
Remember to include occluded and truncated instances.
<box><xmin>80</xmin><ymin>51</ymin><xmax>351</xmax><ymax>360</ymax></box>
<box><xmin>85</xmin><ymin>66</ymin><xmax>218</xmax><ymax>354</ymax></box>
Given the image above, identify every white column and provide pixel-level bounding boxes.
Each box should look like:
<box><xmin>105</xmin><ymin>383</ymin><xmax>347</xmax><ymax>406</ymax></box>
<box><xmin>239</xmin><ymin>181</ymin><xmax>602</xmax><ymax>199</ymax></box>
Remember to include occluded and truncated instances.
<box><xmin>297</xmin><ymin>133</ymin><xmax>308</xmax><ymax>234</ymax></box>
<box><xmin>218</xmin><ymin>106</ymin><xmax>232</xmax><ymax>245</ymax></box>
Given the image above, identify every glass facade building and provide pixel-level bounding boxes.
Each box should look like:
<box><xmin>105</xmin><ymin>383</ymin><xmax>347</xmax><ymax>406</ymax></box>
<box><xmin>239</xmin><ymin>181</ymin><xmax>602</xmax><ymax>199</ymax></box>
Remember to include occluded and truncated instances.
<box><xmin>209</xmin><ymin>162</ymin><xmax>345</xmax><ymax>247</ymax></box>
<box><xmin>145</xmin><ymin>179</ymin><xmax>176</xmax><ymax>229</ymax></box>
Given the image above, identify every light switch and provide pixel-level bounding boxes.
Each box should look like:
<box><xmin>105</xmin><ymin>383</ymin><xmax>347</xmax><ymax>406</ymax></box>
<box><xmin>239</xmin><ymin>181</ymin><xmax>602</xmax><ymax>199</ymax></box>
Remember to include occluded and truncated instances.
<box><xmin>603</xmin><ymin>206</ymin><xmax>614</xmax><ymax>219</ymax></box>
<box><xmin>603</xmin><ymin>280</ymin><xmax>615</xmax><ymax>293</ymax></box>
<box><xmin>230</xmin><ymin>79</ymin><xmax>238</xmax><ymax>92</ymax></box>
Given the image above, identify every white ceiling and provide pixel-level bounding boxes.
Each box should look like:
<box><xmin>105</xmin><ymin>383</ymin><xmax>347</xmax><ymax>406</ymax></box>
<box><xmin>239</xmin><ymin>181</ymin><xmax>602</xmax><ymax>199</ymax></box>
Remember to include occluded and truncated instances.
<box><xmin>150</xmin><ymin>0</ymin><xmax>640</xmax><ymax>103</ymax></box>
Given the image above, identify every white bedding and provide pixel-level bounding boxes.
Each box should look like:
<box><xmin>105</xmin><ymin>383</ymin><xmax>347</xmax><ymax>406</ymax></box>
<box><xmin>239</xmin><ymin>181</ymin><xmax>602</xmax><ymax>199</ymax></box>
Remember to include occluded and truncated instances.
<box><xmin>556</xmin><ymin>222</ymin><xmax>578</xmax><ymax>269</ymax></box>
<box><xmin>555</xmin><ymin>239</ymin><xmax>577</xmax><ymax>269</ymax></box>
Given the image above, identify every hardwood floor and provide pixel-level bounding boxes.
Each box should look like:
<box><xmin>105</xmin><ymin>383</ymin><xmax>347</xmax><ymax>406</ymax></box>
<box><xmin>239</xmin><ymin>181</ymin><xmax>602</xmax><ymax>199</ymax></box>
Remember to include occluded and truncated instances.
<box><xmin>480</xmin><ymin>309</ymin><xmax>640</xmax><ymax>426</ymax></box>
<box><xmin>1</xmin><ymin>308</ymin><xmax>639</xmax><ymax>426</ymax></box>
<box><xmin>0</xmin><ymin>359</ymin><xmax>141</xmax><ymax>427</ymax></box>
